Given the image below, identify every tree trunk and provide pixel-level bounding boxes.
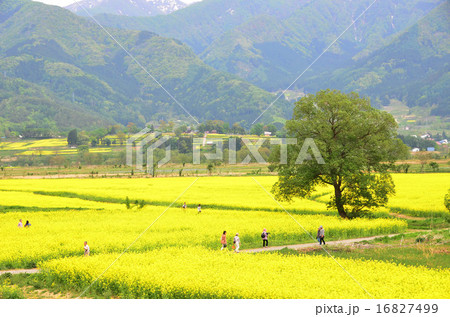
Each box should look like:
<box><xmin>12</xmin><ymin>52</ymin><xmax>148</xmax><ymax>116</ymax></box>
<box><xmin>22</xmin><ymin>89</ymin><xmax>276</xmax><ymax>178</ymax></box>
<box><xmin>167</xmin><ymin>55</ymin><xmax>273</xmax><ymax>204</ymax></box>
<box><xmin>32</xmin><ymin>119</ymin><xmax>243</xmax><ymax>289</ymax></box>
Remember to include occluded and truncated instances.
<box><xmin>334</xmin><ymin>182</ymin><xmax>347</xmax><ymax>218</ymax></box>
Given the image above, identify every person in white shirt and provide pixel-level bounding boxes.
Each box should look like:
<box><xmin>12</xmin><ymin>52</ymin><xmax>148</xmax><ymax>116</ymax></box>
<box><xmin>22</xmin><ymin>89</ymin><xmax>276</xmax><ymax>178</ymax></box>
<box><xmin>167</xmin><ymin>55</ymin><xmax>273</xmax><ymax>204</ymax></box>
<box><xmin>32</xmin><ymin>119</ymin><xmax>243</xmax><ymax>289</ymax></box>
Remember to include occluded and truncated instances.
<box><xmin>318</xmin><ymin>226</ymin><xmax>325</xmax><ymax>245</ymax></box>
<box><xmin>233</xmin><ymin>233</ymin><xmax>240</xmax><ymax>253</ymax></box>
<box><xmin>17</xmin><ymin>219</ymin><xmax>23</xmax><ymax>228</ymax></box>
<box><xmin>84</xmin><ymin>241</ymin><xmax>90</xmax><ymax>256</ymax></box>
<box><xmin>197</xmin><ymin>204</ymin><xmax>201</xmax><ymax>214</ymax></box>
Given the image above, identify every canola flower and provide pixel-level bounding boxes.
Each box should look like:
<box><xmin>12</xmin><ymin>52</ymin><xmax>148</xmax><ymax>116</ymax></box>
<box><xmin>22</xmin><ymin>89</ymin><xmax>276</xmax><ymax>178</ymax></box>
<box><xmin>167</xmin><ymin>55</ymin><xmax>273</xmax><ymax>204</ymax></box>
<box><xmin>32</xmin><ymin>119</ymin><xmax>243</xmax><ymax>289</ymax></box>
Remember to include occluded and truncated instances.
<box><xmin>0</xmin><ymin>138</ymin><xmax>112</xmax><ymax>156</ymax></box>
<box><xmin>19</xmin><ymin>148</ymin><xmax>112</xmax><ymax>156</ymax></box>
<box><xmin>0</xmin><ymin>177</ymin><xmax>335</xmax><ymax>214</ymax></box>
<box><xmin>0</xmin><ymin>206</ymin><xmax>406</xmax><ymax>269</ymax></box>
<box><xmin>0</xmin><ymin>174</ymin><xmax>446</xmax><ymax>299</ymax></box>
<box><xmin>302</xmin><ymin>174</ymin><xmax>450</xmax><ymax>217</ymax></box>
<box><xmin>1</xmin><ymin>175</ymin><xmax>445</xmax><ymax>217</ymax></box>
<box><xmin>40</xmin><ymin>247</ymin><xmax>450</xmax><ymax>299</ymax></box>
<box><xmin>388</xmin><ymin>174</ymin><xmax>450</xmax><ymax>216</ymax></box>
<box><xmin>0</xmin><ymin>138</ymin><xmax>67</xmax><ymax>150</ymax></box>
<box><xmin>0</xmin><ymin>190</ymin><xmax>118</xmax><ymax>209</ymax></box>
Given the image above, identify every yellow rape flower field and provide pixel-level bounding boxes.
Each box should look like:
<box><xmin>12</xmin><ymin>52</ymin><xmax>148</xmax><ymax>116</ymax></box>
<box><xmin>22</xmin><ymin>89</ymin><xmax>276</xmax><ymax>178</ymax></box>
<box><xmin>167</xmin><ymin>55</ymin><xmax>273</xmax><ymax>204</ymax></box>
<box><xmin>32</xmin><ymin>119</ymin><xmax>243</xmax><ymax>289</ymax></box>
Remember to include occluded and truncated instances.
<box><xmin>41</xmin><ymin>248</ymin><xmax>450</xmax><ymax>299</ymax></box>
<box><xmin>388</xmin><ymin>174</ymin><xmax>450</xmax><ymax>216</ymax></box>
<box><xmin>0</xmin><ymin>190</ymin><xmax>120</xmax><ymax>210</ymax></box>
<box><xmin>0</xmin><ymin>138</ymin><xmax>67</xmax><ymax>150</ymax></box>
<box><xmin>2</xmin><ymin>174</ymin><xmax>447</xmax><ymax>215</ymax></box>
<box><xmin>296</xmin><ymin>174</ymin><xmax>450</xmax><ymax>217</ymax></box>
<box><xmin>19</xmin><ymin>148</ymin><xmax>112</xmax><ymax>156</ymax></box>
<box><xmin>0</xmin><ymin>207</ymin><xmax>406</xmax><ymax>269</ymax></box>
<box><xmin>0</xmin><ymin>176</ymin><xmax>345</xmax><ymax>215</ymax></box>
<box><xmin>0</xmin><ymin>174</ymin><xmax>448</xmax><ymax>298</ymax></box>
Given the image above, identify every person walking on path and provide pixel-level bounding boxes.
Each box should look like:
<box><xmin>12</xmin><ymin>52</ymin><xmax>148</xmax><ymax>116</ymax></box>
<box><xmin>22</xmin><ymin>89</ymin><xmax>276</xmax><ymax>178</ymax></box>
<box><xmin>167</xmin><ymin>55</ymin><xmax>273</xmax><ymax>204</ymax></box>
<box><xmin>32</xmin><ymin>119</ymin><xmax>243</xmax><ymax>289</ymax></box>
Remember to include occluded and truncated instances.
<box><xmin>197</xmin><ymin>204</ymin><xmax>201</xmax><ymax>214</ymax></box>
<box><xmin>261</xmin><ymin>228</ymin><xmax>269</xmax><ymax>247</ymax></box>
<box><xmin>25</xmin><ymin>220</ymin><xmax>31</xmax><ymax>228</ymax></box>
<box><xmin>17</xmin><ymin>219</ymin><xmax>23</xmax><ymax>228</ymax></box>
<box><xmin>318</xmin><ymin>225</ymin><xmax>325</xmax><ymax>245</ymax></box>
<box><xmin>233</xmin><ymin>233</ymin><xmax>240</xmax><ymax>253</ymax></box>
<box><xmin>316</xmin><ymin>226</ymin><xmax>321</xmax><ymax>243</ymax></box>
<box><xmin>182</xmin><ymin>202</ymin><xmax>187</xmax><ymax>209</ymax></box>
<box><xmin>84</xmin><ymin>241</ymin><xmax>90</xmax><ymax>256</ymax></box>
<box><xmin>221</xmin><ymin>231</ymin><xmax>227</xmax><ymax>250</ymax></box>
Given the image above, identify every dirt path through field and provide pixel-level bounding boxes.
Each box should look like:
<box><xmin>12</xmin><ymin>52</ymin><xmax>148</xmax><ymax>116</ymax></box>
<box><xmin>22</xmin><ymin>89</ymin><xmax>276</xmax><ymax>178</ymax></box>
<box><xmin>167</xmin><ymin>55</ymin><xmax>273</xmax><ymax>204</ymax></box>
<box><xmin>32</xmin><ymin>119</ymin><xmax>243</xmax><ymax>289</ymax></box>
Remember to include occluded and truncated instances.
<box><xmin>8</xmin><ymin>174</ymin><xmax>92</xmax><ymax>179</ymax></box>
<box><xmin>242</xmin><ymin>233</ymin><xmax>402</xmax><ymax>253</ymax></box>
<box><xmin>0</xmin><ymin>236</ymin><xmax>403</xmax><ymax>272</ymax></box>
<box><xmin>389</xmin><ymin>213</ymin><xmax>426</xmax><ymax>220</ymax></box>
<box><xmin>0</xmin><ymin>268</ymin><xmax>40</xmax><ymax>275</ymax></box>
<box><xmin>0</xmin><ymin>231</ymin><xmax>433</xmax><ymax>268</ymax></box>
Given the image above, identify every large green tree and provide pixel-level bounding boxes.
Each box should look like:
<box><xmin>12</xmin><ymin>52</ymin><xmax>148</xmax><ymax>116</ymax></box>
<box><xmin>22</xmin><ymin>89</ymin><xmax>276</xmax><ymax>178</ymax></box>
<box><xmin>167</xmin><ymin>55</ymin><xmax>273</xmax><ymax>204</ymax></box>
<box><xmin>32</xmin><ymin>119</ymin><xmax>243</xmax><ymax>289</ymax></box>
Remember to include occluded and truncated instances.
<box><xmin>272</xmin><ymin>90</ymin><xmax>408</xmax><ymax>218</ymax></box>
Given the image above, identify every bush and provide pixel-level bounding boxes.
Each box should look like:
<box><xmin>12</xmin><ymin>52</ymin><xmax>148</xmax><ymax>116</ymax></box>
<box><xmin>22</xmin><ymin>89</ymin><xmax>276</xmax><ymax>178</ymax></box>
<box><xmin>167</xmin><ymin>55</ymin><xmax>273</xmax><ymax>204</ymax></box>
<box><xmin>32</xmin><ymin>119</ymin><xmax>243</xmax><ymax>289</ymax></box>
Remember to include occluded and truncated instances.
<box><xmin>0</xmin><ymin>281</ymin><xmax>25</xmax><ymax>299</ymax></box>
<box><xmin>445</xmin><ymin>189</ymin><xmax>450</xmax><ymax>212</ymax></box>
<box><xmin>415</xmin><ymin>236</ymin><xmax>426</xmax><ymax>243</ymax></box>
<box><xmin>415</xmin><ymin>235</ymin><xmax>432</xmax><ymax>243</ymax></box>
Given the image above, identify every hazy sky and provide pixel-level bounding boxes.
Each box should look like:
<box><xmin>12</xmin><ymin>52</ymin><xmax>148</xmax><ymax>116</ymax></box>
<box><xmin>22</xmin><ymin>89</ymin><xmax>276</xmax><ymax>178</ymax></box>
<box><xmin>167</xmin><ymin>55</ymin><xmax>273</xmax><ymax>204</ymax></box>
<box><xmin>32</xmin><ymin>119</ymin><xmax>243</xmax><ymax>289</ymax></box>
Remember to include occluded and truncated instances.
<box><xmin>33</xmin><ymin>0</ymin><xmax>202</xmax><ymax>7</ymax></box>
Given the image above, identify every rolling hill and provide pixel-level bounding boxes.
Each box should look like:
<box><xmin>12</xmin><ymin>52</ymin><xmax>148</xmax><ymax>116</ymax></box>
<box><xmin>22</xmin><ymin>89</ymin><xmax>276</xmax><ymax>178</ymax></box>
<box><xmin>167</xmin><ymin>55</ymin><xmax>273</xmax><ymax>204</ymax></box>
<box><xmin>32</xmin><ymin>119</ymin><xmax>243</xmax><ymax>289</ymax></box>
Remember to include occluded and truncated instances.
<box><xmin>0</xmin><ymin>75</ymin><xmax>113</xmax><ymax>137</ymax></box>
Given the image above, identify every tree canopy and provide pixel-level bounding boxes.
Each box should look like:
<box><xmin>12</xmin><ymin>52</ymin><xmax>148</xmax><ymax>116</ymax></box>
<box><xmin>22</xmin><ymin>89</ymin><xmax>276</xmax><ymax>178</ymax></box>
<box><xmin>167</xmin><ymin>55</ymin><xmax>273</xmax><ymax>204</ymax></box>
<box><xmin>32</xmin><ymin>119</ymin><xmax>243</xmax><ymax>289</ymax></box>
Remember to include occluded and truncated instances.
<box><xmin>272</xmin><ymin>89</ymin><xmax>409</xmax><ymax>218</ymax></box>
<box><xmin>67</xmin><ymin>129</ymin><xmax>78</xmax><ymax>146</ymax></box>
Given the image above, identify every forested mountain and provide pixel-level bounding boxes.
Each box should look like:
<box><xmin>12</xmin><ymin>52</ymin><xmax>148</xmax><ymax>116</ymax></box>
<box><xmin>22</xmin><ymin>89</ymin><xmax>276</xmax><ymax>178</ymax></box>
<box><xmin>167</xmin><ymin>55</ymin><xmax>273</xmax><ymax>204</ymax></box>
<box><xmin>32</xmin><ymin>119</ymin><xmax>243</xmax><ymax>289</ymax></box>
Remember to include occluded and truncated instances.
<box><xmin>95</xmin><ymin>0</ymin><xmax>443</xmax><ymax>87</ymax></box>
<box><xmin>0</xmin><ymin>0</ymin><xmax>290</xmax><ymax>135</ymax></box>
<box><xmin>94</xmin><ymin>0</ymin><xmax>448</xmax><ymax>115</ymax></box>
<box><xmin>305</xmin><ymin>2</ymin><xmax>450</xmax><ymax>116</ymax></box>
<box><xmin>94</xmin><ymin>0</ymin><xmax>311</xmax><ymax>54</ymax></box>
<box><xmin>66</xmin><ymin>0</ymin><xmax>187</xmax><ymax>17</ymax></box>
<box><xmin>1</xmin><ymin>0</ymin><xmax>447</xmax><ymax>137</ymax></box>
<box><xmin>0</xmin><ymin>75</ymin><xmax>113</xmax><ymax>136</ymax></box>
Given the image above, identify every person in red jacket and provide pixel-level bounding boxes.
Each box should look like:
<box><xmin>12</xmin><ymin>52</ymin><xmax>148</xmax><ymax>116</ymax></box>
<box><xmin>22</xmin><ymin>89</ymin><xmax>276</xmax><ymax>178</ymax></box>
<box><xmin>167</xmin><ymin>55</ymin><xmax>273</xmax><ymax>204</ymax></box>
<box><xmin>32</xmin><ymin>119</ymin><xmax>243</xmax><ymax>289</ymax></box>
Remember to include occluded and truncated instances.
<box><xmin>221</xmin><ymin>231</ymin><xmax>227</xmax><ymax>250</ymax></box>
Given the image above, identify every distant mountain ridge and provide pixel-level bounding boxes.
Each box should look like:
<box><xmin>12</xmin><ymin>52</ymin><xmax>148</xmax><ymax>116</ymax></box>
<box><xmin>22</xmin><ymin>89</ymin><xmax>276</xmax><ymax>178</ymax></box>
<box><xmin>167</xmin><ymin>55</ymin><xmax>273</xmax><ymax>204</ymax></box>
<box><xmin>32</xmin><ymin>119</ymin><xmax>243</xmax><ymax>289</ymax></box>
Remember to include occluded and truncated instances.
<box><xmin>66</xmin><ymin>0</ymin><xmax>187</xmax><ymax>17</ymax></box>
<box><xmin>94</xmin><ymin>0</ymin><xmax>448</xmax><ymax>115</ymax></box>
<box><xmin>0</xmin><ymin>0</ymin><xmax>290</xmax><ymax>135</ymax></box>
<box><xmin>95</xmin><ymin>0</ymin><xmax>443</xmax><ymax>71</ymax></box>
<box><xmin>307</xmin><ymin>1</ymin><xmax>450</xmax><ymax>116</ymax></box>
<box><xmin>94</xmin><ymin>0</ymin><xmax>309</xmax><ymax>54</ymax></box>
